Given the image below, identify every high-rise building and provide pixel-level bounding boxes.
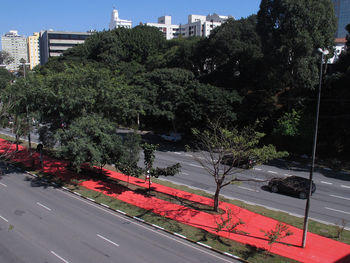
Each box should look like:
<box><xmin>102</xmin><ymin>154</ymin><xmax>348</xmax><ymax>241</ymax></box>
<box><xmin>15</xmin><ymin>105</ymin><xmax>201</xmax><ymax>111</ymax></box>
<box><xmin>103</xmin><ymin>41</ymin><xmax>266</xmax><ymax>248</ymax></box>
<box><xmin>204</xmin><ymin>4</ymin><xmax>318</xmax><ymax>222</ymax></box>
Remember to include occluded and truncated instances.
<box><xmin>1</xmin><ymin>30</ymin><xmax>28</xmax><ymax>71</ymax></box>
<box><xmin>109</xmin><ymin>9</ymin><xmax>132</xmax><ymax>30</ymax></box>
<box><xmin>146</xmin><ymin>13</ymin><xmax>233</xmax><ymax>40</ymax></box>
<box><xmin>39</xmin><ymin>30</ymin><xmax>92</xmax><ymax>65</ymax></box>
<box><xmin>332</xmin><ymin>0</ymin><xmax>350</xmax><ymax>38</ymax></box>
<box><xmin>27</xmin><ymin>32</ymin><xmax>40</xmax><ymax>69</ymax></box>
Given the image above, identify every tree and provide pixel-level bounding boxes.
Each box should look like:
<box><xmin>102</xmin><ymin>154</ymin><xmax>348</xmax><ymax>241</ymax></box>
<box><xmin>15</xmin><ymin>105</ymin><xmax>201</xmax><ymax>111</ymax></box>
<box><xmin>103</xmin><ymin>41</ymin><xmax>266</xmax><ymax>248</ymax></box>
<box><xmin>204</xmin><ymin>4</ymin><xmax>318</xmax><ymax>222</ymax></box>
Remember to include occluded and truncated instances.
<box><xmin>0</xmin><ymin>68</ymin><xmax>14</xmax><ymax>90</ymax></box>
<box><xmin>257</xmin><ymin>0</ymin><xmax>337</xmax><ymax>106</ymax></box>
<box><xmin>56</xmin><ymin>115</ymin><xmax>123</xmax><ymax>172</ymax></box>
<box><xmin>116</xmin><ymin>132</ymin><xmax>143</xmax><ymax>178</ymax></box>
<box><xmin>0</xmin><ymin>51</ymin><xmax>14</xmax><ymax>66</ymax></box>
<box><xmin>137</xmin><ymin>68</ymin><xmax>241</xmax><ymax>133</ymax></box>
<box><xmin>190</xmin><ymin>121</ymin><xmax>287</xmax><ymax>212</ymax></box>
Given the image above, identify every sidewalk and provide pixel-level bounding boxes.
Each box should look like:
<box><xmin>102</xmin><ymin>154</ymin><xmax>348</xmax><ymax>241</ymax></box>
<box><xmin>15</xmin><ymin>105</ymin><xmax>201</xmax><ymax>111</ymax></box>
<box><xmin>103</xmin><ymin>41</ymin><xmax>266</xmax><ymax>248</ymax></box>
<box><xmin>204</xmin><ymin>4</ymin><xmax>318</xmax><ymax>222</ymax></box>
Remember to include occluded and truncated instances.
<box><xmin>1</xmin><ymin>138</ymin><xmax>350</xmax><ymax>263</ymax></box>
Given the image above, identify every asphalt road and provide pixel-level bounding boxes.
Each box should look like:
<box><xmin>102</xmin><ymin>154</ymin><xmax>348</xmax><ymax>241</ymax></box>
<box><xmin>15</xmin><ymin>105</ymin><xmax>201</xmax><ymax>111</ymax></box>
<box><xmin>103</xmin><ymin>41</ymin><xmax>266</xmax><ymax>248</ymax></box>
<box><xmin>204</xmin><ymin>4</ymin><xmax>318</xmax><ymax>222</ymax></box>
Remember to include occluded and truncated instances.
<box><xmin>141</xmin><ymin>149</ymin><xmax>350</xmax><ymax>228</ymax></box>
<box><xmin>1</xmin><ymin>127</ymin><xmax>350</xmax><ymax>228</ymax></box>
<box><xmin>0</xmin><ymin>163</ymin><xmax>236</xmax><ymax>263</ymax></box>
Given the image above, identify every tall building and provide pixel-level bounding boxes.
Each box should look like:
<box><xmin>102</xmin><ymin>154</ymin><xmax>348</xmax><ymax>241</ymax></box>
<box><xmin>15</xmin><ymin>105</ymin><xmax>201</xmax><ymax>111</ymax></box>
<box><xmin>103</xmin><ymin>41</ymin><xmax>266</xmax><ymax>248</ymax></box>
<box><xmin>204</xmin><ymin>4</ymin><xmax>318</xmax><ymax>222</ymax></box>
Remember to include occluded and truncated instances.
<box><xmin>27</xmin><ymin>32</ymin><xmax>40</xmax><ymax>69</ymax></box>
<box><xmin>333</xmin><ymin>0</ymin><xmax>350</xmax><ymax>38</ymax></box>
<box><xmin>39</xmin><ymin>30</ymin><xmax>92</xmax><ymax>65</ymax></box>
<box><xmin>146</xmin><ymin>13</ymin><xmax>233</xmax><ymax>40</ymax></box>
<box><xmin>1</xmin><ymin>30</ymin><xmax>28</xmax><ymax>71</ymax></box>
<box><xmin>146</xmin><ymin>16</ymin><xmax>180</xmax><ymax>40</ymax></box>
<box><xmin>109</xmin><ymin>9</ymin><xmax>132</xmax><ymax>30</ymax></box>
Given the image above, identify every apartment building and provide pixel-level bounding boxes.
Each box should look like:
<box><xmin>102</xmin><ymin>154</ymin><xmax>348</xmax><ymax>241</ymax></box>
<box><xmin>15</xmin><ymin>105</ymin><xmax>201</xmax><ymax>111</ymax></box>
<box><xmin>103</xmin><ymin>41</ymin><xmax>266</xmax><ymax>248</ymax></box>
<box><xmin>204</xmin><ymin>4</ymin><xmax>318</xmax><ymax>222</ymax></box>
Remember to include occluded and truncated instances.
<box><xmin>27</xmin><ymin>32</ymin><xmax>40</xmax><ymax>69</ymax></box>
<box><xmin>1</xmin><ymin>30</ymin><xmax>28</xmax><ymax>71</ymax></box>
<box><xmin>146</xmin><ymin>13</ymin><xmax>233</xmax><ymax>40</ymax></box>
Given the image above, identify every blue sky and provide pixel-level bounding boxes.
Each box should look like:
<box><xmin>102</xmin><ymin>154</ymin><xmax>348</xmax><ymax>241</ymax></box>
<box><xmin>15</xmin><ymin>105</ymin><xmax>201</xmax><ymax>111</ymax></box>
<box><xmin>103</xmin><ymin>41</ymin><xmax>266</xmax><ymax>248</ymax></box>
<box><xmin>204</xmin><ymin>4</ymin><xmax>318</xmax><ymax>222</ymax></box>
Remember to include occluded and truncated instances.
<box><xmin>1</xmin><ymin>0</ymin><xmax>261</xmax><ymax>38</ymax></box>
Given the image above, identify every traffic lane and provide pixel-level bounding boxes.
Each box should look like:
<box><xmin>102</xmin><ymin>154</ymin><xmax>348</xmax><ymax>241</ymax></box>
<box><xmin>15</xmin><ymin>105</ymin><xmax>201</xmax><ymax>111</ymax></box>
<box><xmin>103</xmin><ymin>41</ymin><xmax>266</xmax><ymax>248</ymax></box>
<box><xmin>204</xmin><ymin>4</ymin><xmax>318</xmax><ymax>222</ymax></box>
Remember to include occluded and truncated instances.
<box><xmin>0</xmin><ymin>177</ymin><xmax>120</xmax><ymax>263</ymax></box>
<box><xmin>0</xmin><ymin>171</ymin><xmax>235</xmax><ymax>263</ymax></box>
<box><xmin>0</xmin><ymin>217</ymin><xmax>60</xmax><ymax>263</ymax></box>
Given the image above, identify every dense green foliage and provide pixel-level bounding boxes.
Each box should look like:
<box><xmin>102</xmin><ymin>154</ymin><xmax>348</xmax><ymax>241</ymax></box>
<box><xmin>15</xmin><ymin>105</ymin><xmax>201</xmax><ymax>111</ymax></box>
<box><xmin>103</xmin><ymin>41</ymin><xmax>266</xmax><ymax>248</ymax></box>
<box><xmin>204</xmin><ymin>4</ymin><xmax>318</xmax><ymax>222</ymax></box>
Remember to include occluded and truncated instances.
<box><xmin>0</xmin><ymin>1</ymin><xmax>347</xmax><ymax>164</ymax></box>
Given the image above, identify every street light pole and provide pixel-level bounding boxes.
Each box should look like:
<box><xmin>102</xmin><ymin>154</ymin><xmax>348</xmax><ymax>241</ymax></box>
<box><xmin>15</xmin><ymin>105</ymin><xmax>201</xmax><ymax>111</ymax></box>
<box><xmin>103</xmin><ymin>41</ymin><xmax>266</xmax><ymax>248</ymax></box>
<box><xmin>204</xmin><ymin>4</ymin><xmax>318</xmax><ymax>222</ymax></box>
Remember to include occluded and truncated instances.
<box><xmin>301</xmin><ymin>48</ymin><xmax>329</xmax><ymax>248</ymax></box>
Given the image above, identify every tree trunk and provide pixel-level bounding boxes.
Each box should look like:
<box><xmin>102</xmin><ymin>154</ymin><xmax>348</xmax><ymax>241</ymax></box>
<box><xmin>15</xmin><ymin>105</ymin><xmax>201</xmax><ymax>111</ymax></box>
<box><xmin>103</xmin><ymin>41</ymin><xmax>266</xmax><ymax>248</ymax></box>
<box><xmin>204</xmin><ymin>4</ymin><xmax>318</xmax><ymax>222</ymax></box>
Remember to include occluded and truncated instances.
<box><xmin>213</xmin><ymin>184</ymin><xmax>221</xmax><ymax>212</ymax></box>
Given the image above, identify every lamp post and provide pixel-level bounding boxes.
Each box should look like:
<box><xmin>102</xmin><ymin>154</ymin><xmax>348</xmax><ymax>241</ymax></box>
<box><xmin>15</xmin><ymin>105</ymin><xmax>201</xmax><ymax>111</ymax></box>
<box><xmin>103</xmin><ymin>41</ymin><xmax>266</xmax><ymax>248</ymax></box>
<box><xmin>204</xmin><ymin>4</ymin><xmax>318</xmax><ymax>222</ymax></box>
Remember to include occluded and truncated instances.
<box><xmin>301</xmin><ymin>48</ymin><xmax>329</xmax><ymax>248</ymax></box>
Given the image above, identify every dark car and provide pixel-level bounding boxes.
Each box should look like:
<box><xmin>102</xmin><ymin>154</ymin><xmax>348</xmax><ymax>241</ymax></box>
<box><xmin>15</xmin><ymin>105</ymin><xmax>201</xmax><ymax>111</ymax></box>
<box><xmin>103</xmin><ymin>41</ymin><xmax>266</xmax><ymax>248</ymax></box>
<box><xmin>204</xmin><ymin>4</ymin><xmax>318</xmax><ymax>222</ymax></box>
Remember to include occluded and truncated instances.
<box><xmin>268</xmin><ymin>176</ymin><xmax>316</xmax><ymax>199</ymax></box>
<box><xmin>221</xmin><ymin>154</ymin><xmax>256</xmax><ymax>169</ymax></box>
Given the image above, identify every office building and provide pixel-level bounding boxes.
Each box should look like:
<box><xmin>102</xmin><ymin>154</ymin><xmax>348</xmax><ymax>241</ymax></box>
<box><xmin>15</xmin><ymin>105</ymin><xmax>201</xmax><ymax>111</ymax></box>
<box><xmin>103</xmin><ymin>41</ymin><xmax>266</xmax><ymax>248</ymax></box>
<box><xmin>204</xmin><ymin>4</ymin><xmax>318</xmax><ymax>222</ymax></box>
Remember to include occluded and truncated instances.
<box><xmin>39</xmin><ymin>30</ymin><xmax>92</xmax><ymax>65</ymax></box>
<box><xmin>146</xmin><ymin>13</ymin><xmax>233</xmax><ymax>40</ymax></box>
<box><xmin>27</xmin><ymin>32</ymin><xmax>40</xmax><ymax>69</ymax></box>
<box><xmin>1</xmin><ymin>30</ymin><xmax>28</xmax><ymax>71</ymax></box>
<box><xmin>332</xmin><ymin>0</ymin><xmax>350</xmax><ymax>38</ymax></box>
<box><xmin>109</xmin><ymin>9</ymin><xmax>132</xmax><ymax>30</ymax></box>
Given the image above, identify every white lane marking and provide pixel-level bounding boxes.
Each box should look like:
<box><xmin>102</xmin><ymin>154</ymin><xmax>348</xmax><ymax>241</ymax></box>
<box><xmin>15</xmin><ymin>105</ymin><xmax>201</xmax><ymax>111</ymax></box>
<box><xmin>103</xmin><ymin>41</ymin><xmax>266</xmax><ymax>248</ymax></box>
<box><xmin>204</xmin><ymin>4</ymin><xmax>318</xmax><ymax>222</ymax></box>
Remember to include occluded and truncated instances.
<box><xmin>329</xmin><ymin>195</ymin><xmax>350</xmax><ymax>201</ymax></box>
<box><xmin>0</xmin><ymin>182</ymin><xmax>7</xmax><ymax>187</ymax></box>
<box><xmin>60</xmin><ymin>191</ymin><xmax>233</xmax><ymax>263</ymax></box>
<box><xmin>97</xmin><ymin>234</ymin><xmax>119</xmax><ymax>247</ymax></box>
<box><xmin>284</xmin><ymin>174</ymin><xmax>293</xmax><ymax>177</ymax></box>
<box><xmin>321</xmin><ymin>181</ymin><xmax>333</xmax><ymax>185</ymax></box>
<box><xmin>253</xmin><ymin>168</ymin><xmax>262</xmax><ymax>171</ymax></box>
<box><xmin>197</xmin><ymin>157</ymin><xmax>205</xmax><ymax>160</ymax></box>
<box><xmin>0</xmin><ymin>215</ymin><xmax>9</xmax><ymax>222</ymax></box>
<box><xmin>174</xmin><ymin>152</ymin><xmax>182</xmax><ymax>155</ymax></box>
<box><xmin>238</xmin><ymin>186</ymin><xmax>258</xmax><ymax>192</ymax></box>
<box><xmin>181</xmin><ymin>172</ymin><xmax>189</xmax><ymax>175</ymax></box>
<box><xmin>185</xmin><ymin>154</ymin><xmax>193</xmax><ymax>157</ymax></box>
<box><xmin>341</xmin><ymin>185</ymin><xmax>350</xmax><ymax>189</ymax></box>
<box><xmin>50</xmin><ymin>251</ymin><xmax>70</xmax><ymax>263</ymax></box>
<box><xmin>325</xmin><ymin>207</ymin><xmax>350</xmax><ymax>215</ymax></box>
<box><xmin>189</xmin><ymin>163</ymin><xmax>203</xmax><ymax>168</ymax></box>
<box><xmin>268</xmin><ymin>171</ymin><xmax>278</xmax><ymax>174</ymax></box>
<box><xmin>37</xmin><ymin>202</ymin><xmax>52</xmax><ymax>211</ymax></box>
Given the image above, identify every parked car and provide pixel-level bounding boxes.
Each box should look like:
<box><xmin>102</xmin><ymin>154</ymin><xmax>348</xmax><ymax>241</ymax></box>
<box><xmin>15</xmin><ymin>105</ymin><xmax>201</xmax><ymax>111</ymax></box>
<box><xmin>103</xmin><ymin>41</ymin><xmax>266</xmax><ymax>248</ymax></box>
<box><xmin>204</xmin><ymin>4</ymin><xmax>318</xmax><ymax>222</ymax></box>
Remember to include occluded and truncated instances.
<box><xmin>268</xmin><ymin>176</ymin><xmax>316</xmax><ymax>199</ymax></box>
<box><xmin>220</xmin><ymin>154</ymin><xmax>256</xmax><ymax>169</ymax></box>
<box><xmin>161</xmin><ymin>132</ymin><xmax>182</xmax><ymax>142</ymax></box>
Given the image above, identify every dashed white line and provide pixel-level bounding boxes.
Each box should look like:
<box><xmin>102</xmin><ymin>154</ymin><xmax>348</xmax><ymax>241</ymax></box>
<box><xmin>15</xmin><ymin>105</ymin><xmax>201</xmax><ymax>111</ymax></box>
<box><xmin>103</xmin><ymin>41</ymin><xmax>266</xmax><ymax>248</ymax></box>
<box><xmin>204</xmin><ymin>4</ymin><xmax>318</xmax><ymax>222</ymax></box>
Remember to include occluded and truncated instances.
<box><xmin>329</xmin><ymin>195</ymin><xmax>350</xmax><ymax>201</ymax></box>
<box><xmin>174</xmin><ymin>152</ymin><xmax>182</xmax><ymax>155</ymax></box>
<box><xmin>268</xmin><ymin>171</ymin><xmax>278</xmax><ymax>174</ymax></box>
<box><xmin>284</xmin><ymin>174</ymin><xmax>293</xmax><ymax>177</ymax></box>
<box><xmin>185</xmin><ymin>154</ymin><xmax>193</xmax><ymax>157</ymax></box>
<box><xmin>50</xmin><ymin>251</ymin><xmax>70</xmax><ymax>263</ymax></box>
<box><xmin>253</xmin><ymin>168</ymin><xmax>262</xmax><ymax>171</ymax></box>
<box><xmin>341</xmin><ymin>185</ymin><xmax>350</xmax><ymax>189</ymax></box>
<box><xmin>60</xmin><ymin>190</ymin><xmax>233</xmax><ymax>263</ymax></box>
<box><xmin>0</xmin><ymin>182</ymin><xmax>7</xmax><ymax>187</ymax></box>
<box><xmin>325</xmin><ymin>207</ymin><xmax>350</xmax><ymax>215</ymax></box>
<box><xmin>97</xmin><ymin>234</ymin><xmax>119</xmax><ymax>247</ymax></box>
<box><xmin>181</xmin><ymin>172</ymin><xmax>189</xmax><ymax>175</ymax></box>
<box><xmin>0</xmin><ymin>215</ymin><xmax>8</xmax><ymax>222</ymax></box>
<box><xmin>37</xmin><ymin>202</ymin><xmax>52</xmax><ymax>211</ymax></box>
<box><xmin>238</xmin><ymin>186</ymin><xmax>258</xmax><ymax>192</ymax></box>
<box><xmin>321</xmin><ymin>181</ymin><xmax>333</xmax><ymax>185</ymax></box>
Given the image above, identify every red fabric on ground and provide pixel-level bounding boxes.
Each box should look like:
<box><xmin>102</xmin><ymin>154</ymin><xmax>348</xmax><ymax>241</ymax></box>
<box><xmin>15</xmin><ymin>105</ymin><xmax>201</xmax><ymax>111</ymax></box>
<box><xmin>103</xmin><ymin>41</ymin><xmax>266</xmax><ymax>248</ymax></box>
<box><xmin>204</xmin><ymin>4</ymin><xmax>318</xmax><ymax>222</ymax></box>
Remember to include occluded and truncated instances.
<box><xmin>1</xmin><ymin>138</ymin><xmax>350</xmax><ymax>263</ymax></box>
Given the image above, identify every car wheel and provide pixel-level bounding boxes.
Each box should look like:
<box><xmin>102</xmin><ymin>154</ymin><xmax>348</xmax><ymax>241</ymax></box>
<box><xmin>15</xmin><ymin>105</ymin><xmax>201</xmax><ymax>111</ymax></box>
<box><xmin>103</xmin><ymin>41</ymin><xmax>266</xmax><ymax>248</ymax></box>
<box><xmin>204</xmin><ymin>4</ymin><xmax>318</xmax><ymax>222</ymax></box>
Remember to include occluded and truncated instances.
<box><xmin>271</xmin><ymin>185</ymin><xmax>278</xmax><ymax>193</ymax></box>
<box><xmin>299</xmin><ymin>192</ymin><xmax>307</xmax><ymax>199</ymax></box>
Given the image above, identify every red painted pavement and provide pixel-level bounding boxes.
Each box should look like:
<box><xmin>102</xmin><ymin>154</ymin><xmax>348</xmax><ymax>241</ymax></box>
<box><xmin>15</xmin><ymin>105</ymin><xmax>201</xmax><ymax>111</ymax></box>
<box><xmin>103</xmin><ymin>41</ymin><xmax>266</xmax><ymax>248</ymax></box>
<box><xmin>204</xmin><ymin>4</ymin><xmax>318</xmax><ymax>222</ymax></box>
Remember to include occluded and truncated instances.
<box><xmin>1</xmin><ymin>138</ymin><xmax>349</xmax><ymax>263</ymax></box>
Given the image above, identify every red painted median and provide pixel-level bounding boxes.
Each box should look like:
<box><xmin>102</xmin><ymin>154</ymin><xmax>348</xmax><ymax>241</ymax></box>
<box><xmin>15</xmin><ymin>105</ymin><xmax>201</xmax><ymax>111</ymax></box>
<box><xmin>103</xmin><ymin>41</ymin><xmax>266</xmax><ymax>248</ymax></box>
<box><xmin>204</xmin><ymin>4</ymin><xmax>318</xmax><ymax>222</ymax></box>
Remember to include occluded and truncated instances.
<box><xmin>1</xmin><ymin>138</ymin><xmax>349</xmax><ymax>263</ymax></box>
